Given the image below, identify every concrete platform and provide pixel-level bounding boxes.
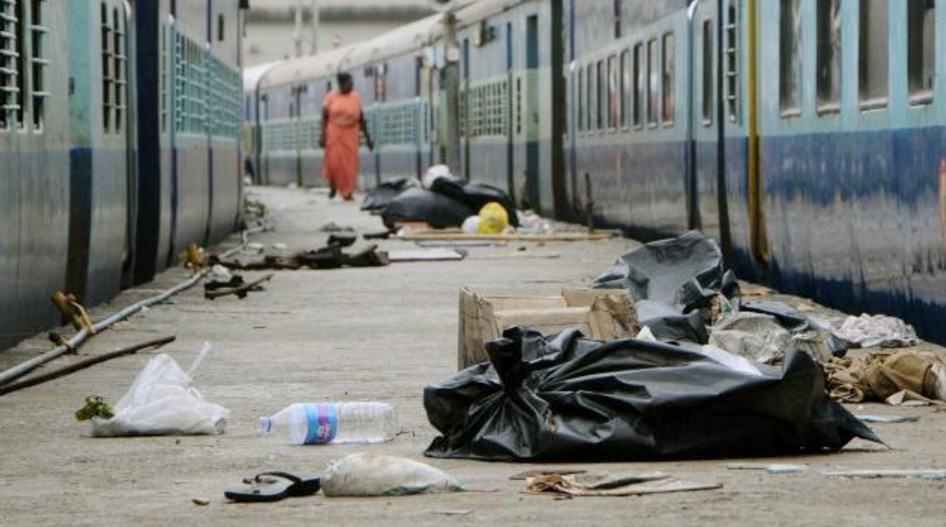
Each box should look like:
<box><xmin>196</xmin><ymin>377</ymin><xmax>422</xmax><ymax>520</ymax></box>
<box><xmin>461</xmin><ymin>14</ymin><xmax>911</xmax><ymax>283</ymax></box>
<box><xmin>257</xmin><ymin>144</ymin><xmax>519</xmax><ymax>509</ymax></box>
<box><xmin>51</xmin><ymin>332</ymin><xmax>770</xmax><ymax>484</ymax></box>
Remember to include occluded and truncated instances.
<box><xmin>1</xmin><ymin>186</ymin><xmax>945</xmax><ymax>526</ymax></box>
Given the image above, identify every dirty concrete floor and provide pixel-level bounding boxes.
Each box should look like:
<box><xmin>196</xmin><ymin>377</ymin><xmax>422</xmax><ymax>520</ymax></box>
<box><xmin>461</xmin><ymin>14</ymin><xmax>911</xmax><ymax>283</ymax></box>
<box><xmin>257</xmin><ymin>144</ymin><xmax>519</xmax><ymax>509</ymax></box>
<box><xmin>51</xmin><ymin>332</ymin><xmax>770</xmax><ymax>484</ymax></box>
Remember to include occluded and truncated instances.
<box><xmin>1</xmin><ymin>186</ymin><xmax>945</xmax><ymax>526</ymax></box>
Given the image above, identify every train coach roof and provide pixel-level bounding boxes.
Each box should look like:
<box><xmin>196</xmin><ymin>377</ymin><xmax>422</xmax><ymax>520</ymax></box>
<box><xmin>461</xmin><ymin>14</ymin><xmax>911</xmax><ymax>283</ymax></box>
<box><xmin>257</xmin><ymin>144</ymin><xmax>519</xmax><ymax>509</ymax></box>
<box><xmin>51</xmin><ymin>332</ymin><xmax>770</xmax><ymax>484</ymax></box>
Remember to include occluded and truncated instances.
<box><xmin>344</xmin><ymin>11</ymin><xmax>446</xmax><ymax>66</ymax></box>
<box><xmin>243</xmin><ymin>60</ymin><xmax>282</xmax><ymax>93</ymax></box>
<box><xmin>258</xmin><ymin>43</ymin><xmax>360</xmax><ymax>90</ymax></box>
<box><xmin>454</xmin><ymin>0</ymin><xmax>530</xmax><ymax>25</ymax></box>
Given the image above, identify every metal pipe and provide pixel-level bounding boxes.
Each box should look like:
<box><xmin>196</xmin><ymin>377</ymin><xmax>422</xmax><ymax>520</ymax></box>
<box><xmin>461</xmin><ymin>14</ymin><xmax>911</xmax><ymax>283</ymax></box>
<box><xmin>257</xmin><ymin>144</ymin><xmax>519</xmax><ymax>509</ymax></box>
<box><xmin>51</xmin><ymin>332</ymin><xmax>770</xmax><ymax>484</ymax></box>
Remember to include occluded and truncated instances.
<box><xmin>0</xmin><ymin>236</ymin><xmax>254</xmax><ymax>387</ymax></box>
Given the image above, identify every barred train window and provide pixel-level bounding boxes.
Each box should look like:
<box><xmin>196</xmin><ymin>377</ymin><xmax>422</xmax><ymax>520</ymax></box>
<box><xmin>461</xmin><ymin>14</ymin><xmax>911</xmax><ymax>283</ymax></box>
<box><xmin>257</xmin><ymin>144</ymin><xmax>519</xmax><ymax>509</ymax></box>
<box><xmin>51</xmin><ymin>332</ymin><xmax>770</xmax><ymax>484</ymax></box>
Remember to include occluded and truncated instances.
<box><xmin>101</xmin><ymin>2</ymin><xmax>112</xmax><ymax>132</ymax></box>
<box><xmin>647</xmin><ymin>38</ymin><xmax>657</xmax><ymax>125</ymax></box>
<box><xmin>780</xmin><ymin>0</ymin><xmax>801</xmax><ymax>116</ymax></box>
<box><xmin>907</xmin><ymin>0</ymin><xmax>935</xmax><ymax>104</ymax></box>
<box><xmin>31</xmin><ymin>0</ymin><xmax>46</xmax><ymax>128</ymax></box>
<box><xmin>702</xmin><ymin>20</ymin><xmax>713</xmax><ymax>125</ymax></box>
<box><xmin>661</xmin><ymin>32</ymin><xmax>674</xmax><ymax>125</ymax></box>
<box><xmin>1</xmin><ymin>0</ymin><xmax>18</xmax><ymax>129</ymax></box>
<box><xmin>13</xmin><ymin>0</ymin><xmax>24</xmax><ymax>125</ymax></box>
<box><xmin>859</xmin><ymin>0</ymin><xmax>888</xmax><ymax>109</ymax></box>
<box><xmin>817</xmin><ymin>0</ymin><xmax>842</xmax><ymax>112</ymax></box>
<box><xmin>632</xmin><ymin>43</ymin><xmax>643</xmax><ymax>127</ymax></box>
<box><xmin>724</xmin><ymin>3</ymin><xmax>739</xmax><ymax>123</ymax></box>
<box><xmin>113</xmin><ymin>7</ymin><xmax>124</xmax><ymax>133</ymax></box>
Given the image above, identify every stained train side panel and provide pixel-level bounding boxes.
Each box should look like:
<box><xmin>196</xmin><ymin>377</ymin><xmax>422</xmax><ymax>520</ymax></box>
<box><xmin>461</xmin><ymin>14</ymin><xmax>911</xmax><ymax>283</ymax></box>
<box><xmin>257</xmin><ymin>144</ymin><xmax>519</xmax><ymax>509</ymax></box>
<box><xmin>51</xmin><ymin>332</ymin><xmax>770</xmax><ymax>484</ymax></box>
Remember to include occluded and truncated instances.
<box><xmin>0</xmin><ymin>1</ymin><xmax>70</xmax><ymax>349</ymax></box>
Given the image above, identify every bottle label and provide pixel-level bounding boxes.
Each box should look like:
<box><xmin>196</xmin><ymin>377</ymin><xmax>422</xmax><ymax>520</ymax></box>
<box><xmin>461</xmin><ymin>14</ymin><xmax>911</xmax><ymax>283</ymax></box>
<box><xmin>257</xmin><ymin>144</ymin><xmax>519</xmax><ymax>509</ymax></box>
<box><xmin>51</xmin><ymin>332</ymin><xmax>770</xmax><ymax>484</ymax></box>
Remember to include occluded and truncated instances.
<box><xmin>304</xmin><ymin>403</ymin><xmax>338</xmax><ymax>444</ymax></box>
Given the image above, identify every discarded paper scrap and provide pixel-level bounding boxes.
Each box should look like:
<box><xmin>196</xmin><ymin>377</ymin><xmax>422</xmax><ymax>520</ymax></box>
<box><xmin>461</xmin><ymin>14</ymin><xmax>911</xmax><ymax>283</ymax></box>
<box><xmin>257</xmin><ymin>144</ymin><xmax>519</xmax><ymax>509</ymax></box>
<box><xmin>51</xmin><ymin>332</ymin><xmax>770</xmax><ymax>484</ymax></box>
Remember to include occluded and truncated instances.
<box><xmin>524</xmin><ymin>472</ymin><xmax>721</xmax><ymax>497</ymax></box>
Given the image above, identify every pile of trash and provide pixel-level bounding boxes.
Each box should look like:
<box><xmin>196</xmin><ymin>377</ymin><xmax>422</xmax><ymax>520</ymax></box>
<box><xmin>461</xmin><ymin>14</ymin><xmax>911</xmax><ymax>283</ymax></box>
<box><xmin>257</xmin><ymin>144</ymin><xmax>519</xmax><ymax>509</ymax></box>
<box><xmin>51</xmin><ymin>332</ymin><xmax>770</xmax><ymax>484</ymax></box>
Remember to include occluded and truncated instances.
<box><xmin>209</xmin><ymin>234</ymin><xmax>389</xmax><ymax>272</ymax></box>
<box><xmin>362</xmin><ymin>166</ymin><xmax>519</xmax><ymax>232</ymax></box>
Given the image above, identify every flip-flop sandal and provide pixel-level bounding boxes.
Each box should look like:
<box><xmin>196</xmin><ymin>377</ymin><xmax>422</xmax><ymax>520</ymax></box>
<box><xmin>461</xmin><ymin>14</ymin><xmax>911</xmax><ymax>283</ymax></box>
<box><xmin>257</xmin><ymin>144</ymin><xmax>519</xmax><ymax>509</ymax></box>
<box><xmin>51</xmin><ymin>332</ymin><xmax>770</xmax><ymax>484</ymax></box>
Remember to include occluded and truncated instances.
<box><xmin>225</xmin><ymin>471</ymin><xmax>321</xmax><ymax>503</ymax></box>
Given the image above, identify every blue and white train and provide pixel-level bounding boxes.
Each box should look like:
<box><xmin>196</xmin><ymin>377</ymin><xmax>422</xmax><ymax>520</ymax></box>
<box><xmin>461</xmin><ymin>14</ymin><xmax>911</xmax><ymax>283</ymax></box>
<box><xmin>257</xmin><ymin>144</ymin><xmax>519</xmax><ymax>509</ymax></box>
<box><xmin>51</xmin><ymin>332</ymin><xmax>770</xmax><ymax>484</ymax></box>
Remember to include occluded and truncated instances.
<box><xmin>246</xmin><ymin>0</ymin><xmax>946</xmax><ymax>344</ymax></box>
<box><xmin>0</xmin><ymin>1</ymin><xmax>245</xmax><ymax>350</ymax></box>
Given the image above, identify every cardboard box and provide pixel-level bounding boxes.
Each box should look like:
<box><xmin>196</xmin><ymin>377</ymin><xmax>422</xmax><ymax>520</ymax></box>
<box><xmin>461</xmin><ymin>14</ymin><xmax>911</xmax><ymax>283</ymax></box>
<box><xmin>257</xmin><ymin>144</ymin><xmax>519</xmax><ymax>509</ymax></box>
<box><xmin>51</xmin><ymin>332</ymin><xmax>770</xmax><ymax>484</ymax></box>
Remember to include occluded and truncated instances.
<box><xmin>458</xmin><ymin>287</ymin><xmax>638</xmax><ymax>369</ymax></box>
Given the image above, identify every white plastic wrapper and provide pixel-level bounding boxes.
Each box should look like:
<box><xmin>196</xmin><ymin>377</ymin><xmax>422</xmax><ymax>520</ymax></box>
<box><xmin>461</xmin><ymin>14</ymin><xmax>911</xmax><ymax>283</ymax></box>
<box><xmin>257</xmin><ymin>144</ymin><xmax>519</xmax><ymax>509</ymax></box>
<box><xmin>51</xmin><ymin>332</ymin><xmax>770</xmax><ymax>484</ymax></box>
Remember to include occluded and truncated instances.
<box><xmin>321</xmin><ymin>453</ymin><xmax>464</xmax><ymax>497</ymax></box>
<box><xmin>91</xmin><ymin>342</ymin><xmax>229</xmax><ymax>437</ymax></box>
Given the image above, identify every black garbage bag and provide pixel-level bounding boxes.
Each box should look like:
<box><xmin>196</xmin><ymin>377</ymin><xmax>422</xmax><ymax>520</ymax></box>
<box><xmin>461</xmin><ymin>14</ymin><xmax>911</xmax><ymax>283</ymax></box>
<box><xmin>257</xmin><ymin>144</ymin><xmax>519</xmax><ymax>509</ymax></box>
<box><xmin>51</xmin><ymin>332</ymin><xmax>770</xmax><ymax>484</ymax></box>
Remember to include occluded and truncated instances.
<box><xmin>361</xmin><ymin>178</ymin><xmax>416</xmax><ymax>212</ymax></box>
<box><xmin>424</xmin><ymin>327</ymin><xmax>881</xmax><ymax>462</ymax></box>
<box><xmin>593</xmin><ymin>231</ymin><xmax>738</xmax><ymax>310</ymax></box>
<box><xmin>380</xmin><ymin>187</ymin><xmax>476</xmax><ymax>230</ymax></box>
<box><xmin>430</xmin><ymin>176</ymin><xmax>519</xmax><ymax>227</ymax></box>
<box><xmin>635</xmin><ymin>300</ymin><xmax>709</xmax><ymax>343</ymax></box>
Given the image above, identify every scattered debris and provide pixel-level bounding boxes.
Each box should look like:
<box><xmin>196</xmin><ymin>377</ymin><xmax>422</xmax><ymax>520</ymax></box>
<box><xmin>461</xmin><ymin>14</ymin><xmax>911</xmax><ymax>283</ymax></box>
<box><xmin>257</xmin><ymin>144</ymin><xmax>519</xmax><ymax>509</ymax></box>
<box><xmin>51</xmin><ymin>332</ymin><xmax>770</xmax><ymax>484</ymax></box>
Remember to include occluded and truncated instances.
<box><xmin>855</xmin><ymin>415</ymin><xmax>920</xmax><ymax>424</ymax></box>
<box><xmin>824</xmin><ymin>350</ymin><xmax>946</xmax><ymax>404</ymax></box>
<box><xmin>425</xmin><ymin>327</ymin><xmax>882</xmax><ymax>462</ymax></box>
<box><xmin>387</xmin><ymin>249</ymin><xmax>466</xmax><ymax>262</ymax></box>
<box><xmin>429</xmin><ymin>509</ymin><xmax>473</xmax><ymax>516</ymax></box>
<box><xmin>510</xmin><ymin>469</ymin><xmax>587</xmax><ymax>481</ymax></box>
<box><xmin>824</xmin><ymin>470</ymin><xmax>946</xmax><ymax>480</ymax></box>
<box><xmin>191</xmin><ymin>498</ymin><xmax>211</xmax><ymax>506</ymax></box>
<box><xmin>225</xmin><ymin>472</ymin><xmax>321</xmax><ymax>503</ymax></box>
<box><xmin>523</xmin><ymin>472</ymin><xmax>721</xmax><ymax>497</ymax></box>
<box><xmin>319</xmin><ymin>221</ymin><xmax>356</xmax><ymax>233</ymax></box>
<box><xmin>400</xmin><ymin>230</ymin><xmax>616</xmax><ymax>242</ymax></box>
<box><xmin>204</xmin><ymin>273</ymin><xmax>274</xmax><ymax>300</ymax></box>
<box><xmin>321</xmin><ymin>454</ymin><xmax>464</xmax><ymax>497</ymax></box>
<box><xmin>833</xmin><ymin>314</ymin><xmax>919</xmax><ymax>348</ymax></box>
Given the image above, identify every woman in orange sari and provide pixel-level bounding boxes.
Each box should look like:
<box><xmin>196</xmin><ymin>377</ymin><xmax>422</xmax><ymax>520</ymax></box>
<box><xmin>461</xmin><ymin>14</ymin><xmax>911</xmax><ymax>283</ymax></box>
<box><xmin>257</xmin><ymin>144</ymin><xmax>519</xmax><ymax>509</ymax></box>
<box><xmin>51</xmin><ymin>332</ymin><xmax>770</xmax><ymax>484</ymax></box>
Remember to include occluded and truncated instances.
<box><xmin>319</xmin><ymin>72</ymin><xmax>373</xmax><ymax>200</ymax></box>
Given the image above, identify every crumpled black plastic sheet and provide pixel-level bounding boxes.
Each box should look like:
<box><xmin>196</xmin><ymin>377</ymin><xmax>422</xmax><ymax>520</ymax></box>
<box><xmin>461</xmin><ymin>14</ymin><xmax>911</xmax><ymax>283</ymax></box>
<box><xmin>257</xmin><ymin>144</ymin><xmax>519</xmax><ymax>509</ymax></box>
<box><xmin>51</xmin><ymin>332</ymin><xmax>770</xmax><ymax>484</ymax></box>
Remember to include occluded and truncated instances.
<box><xmin>593</xmin><ymin>230</ymin><xmax>738</xmax><ymax>309</ymax></box>
<box><xmin>361</xmin><ymin>178</ymin><xmax>416</xmax><ymax>211</ymax></box>
<box><xmin>430</xmin><ymin>177</ymin><xmax>519</xmax><ymax>227</ymax></box>
<box><xmin>424</xmin><ymin>327</ymin><xmax>881</xmax><ymax>462</ymax></box>
<box><xmin>741</xmin><ymin>300</ymin><xmax>848</xmax><ymax>357</ymax></box>
<box><xmin>593</xmin><ymin>231</ymin><xmax>738</xmax><ymax>343</ymax></box>
<box><xmin>380</xmin><ymin>187</ymin><xmax>476</xmax><ymax>229</ymax></box>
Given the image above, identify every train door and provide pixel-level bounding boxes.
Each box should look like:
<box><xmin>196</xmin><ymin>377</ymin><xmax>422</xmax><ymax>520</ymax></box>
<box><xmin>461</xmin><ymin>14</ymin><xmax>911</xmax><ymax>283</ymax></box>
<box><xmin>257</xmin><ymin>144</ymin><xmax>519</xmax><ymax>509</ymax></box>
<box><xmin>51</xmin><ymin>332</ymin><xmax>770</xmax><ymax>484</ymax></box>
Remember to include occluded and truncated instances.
<box><xmin>506</xmin><ymin>22</ymin><xmax>515</xmax><ymax>199</ymax></box>
<box><xmin>523</xmin><ymin>14</ymin><xmax>540</xmax><ymax>210</ymax></box>
<box><xmin>689</xmin><ymin>0</ymin><xmax>764</xmax><ymax>272</ymax></box>
<box><xmin>66</xmin><ymin>0</ymin><xmax>130</xmax><ymax>305</ymax></box>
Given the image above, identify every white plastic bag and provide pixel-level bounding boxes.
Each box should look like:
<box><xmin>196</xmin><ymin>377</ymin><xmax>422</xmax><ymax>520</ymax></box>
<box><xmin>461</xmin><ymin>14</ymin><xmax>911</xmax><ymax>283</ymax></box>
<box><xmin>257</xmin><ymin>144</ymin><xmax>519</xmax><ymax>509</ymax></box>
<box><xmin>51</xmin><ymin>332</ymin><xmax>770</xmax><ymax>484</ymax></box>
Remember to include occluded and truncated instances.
<box><xmin>321</xmin><ymin>453</ymin><xmax>464</xmax><ymax>497</ymax></box>
<box><xmin>91</xmin><ymin>342</ymin><xmax>229</xmax><ymax>437</ymax></box>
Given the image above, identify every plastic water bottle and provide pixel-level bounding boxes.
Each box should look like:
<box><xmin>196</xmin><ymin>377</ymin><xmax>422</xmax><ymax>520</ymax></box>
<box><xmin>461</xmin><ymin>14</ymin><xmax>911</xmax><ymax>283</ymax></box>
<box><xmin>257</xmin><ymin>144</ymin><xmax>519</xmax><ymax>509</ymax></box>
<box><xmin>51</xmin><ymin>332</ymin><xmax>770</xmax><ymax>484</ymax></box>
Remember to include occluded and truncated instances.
<box><xmin>258</xmin><ymin>402</ymin><xmax>396</xmax><ymax>445</ymax></box>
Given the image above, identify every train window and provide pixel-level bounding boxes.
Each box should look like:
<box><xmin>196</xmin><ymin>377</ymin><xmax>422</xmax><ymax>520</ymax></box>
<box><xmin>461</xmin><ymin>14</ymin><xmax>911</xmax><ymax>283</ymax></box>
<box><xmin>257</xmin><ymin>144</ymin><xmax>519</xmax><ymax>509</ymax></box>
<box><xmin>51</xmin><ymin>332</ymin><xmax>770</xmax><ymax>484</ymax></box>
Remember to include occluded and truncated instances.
<box><xmin>586</xmin><ymin>65</ymin><xmax>594</xmax><ymax>131</ymax></box>
<box><xmin>702</xmin><ymin>20</ymin><xmax>713</xmax><ymax>125</ymax></box>
<box><xmin>724</xmin><ymin>2</ymin><xmax>740</xmax><ymax>123</ymax></box>
<box><xmin>661</xmin><ymin>33</ymin><xmax>674</xmax><ymax>125</ymax></box>
<box><xmin>907</xmin><ymin>0</ymin><xmax>935</xmax><ymax>104</ymax></box>
<box><xmin>780</xmin><ymin>0</ymin><xmax>802</xmax><ymax>117</ymax></box>
<box><xmin>647</xmin><ymin>38</ymin><xmax>657</xmax><ymax>126</ymax></box>
<box><xmin>0</xmin><ymin>1</ymin><xmax>10</xmax><ymax>129</ymax></box>
<box><xmin>577</xmin><ymin>67</ymin><xmax>584</xmax><ymax>132</ymax></box>
<box><xmin>859</xmin><ymin>0</ymin><xmax>889</xmax><ymax>110</ymax></box>
<box><xmin>218</xmin><ymin>14</ymin><xmax>225</xmax><ymax>42</ymax></box>
<box><xmin>613</xmin><ymin>0</ymin><xmax>623</xmax><ymax>39</ymax></box>
<box><xmin>608</xmin><ymin>55</ymin><xmax>618</xmax><ymax>129</ymax></box>
<box><xmin>31</xmin><ymin>0</ymin><xmax>46</xmax><ymax>129</ymax></box>
<box><xmin>816</xmin><ymin>0</ymin><xmax>842</xmax><ymax>113</ymax></box>
<box><xmin>597</xmin><ymin>60</ymin><xmax>605</xmax><ymax>130</ymax></box>
<box><xmin>633</xmin><ymin>43</ymin><xmax>643</xmax><ymax>128</ymax></box>
<box><xmin>102</xmin><ymin>2</ymin><xmax>112</xmax><ymax>132</ymax></box>
<box><xmin>620</xmin><ymin>50</ymin><xmax>630</xmax><ymax>128</ymax></box>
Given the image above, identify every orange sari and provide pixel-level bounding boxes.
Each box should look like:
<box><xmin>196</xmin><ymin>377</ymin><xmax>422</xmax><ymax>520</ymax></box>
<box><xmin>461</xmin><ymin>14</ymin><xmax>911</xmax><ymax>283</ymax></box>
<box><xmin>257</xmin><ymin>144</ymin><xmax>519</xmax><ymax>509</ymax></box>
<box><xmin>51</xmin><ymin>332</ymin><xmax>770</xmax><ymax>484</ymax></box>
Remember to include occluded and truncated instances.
<box><xmin>322</xmin><ymin>91</ymin><xmax>364</xmax><ymax>198</ymax></box>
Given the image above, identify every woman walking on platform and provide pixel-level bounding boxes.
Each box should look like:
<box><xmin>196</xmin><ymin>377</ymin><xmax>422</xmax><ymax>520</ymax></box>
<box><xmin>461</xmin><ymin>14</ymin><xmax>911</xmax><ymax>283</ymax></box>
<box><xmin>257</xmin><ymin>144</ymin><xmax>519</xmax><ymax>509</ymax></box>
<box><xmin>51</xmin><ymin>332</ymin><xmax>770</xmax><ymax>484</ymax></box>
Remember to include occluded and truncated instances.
<box><xmin>319</xmin><ymin>72</ymin><xmax>373</xmax><ymax>200</ymax></box>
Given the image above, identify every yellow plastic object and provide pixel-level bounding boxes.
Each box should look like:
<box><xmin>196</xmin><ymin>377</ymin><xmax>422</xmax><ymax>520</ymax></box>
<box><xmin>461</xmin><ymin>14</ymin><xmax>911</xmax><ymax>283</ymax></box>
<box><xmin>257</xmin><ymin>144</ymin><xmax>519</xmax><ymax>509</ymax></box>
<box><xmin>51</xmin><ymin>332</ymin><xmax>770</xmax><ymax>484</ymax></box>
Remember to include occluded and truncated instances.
<box><xmin>477</xmin><ymin>202</ymin><xmax>509</xmax><ymax>234</ymax></box>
